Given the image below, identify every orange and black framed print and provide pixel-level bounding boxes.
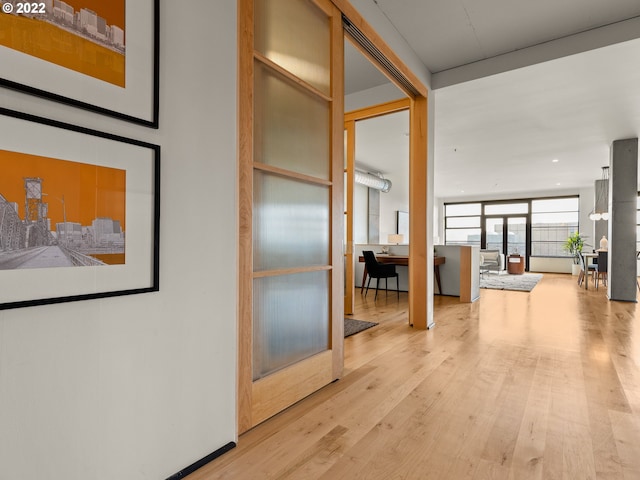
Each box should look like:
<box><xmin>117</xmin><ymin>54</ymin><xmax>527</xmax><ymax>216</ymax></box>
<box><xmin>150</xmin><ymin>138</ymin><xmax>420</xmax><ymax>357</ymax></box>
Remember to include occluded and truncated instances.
<box><xmin>0</xmin><ymin>1</ymin><xmax>159</xmax><ymax>127</ymax></box>
<box><xmin>0</xmin><ymin>107</ymin><xmax>160</xmax><ymax>310</ymax></box>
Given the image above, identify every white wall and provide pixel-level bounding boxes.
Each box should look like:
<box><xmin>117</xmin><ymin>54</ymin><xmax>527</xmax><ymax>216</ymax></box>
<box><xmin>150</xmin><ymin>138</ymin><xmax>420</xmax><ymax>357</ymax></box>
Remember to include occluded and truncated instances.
<box><xmin>352</xmin><ymin>173</ymin><xmax>409</xmax><ymax>244</ymax></box>
<box><xmin>0</xmin><ymin>1</ymin><xmax>237</xmax><ymax>479</ymax></box>
<box><xmin>380</xmin><ymin>182</ymin><xmax>409</xmax><ymax>242</ymax></box>
<box><xmin>529</xmin><ymin>257</ymin><xmax>573</xmax><ymax>273</ymax></box>
<box><xmin>353</xmin><ymin>184</ymin><xmax>410</xmax><ymax>244</ymax></box>
<box><xmin>354</xmin><ymin>183</ymin><xmax>368</xmax><ymax>243</ymax></box>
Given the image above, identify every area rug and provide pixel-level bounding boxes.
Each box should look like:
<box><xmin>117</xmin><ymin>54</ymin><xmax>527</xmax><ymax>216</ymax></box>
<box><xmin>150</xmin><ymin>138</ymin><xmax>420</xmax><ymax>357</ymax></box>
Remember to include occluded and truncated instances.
<box><xmin>480</xmin><ymin>273</ymin><xmax>543</xmax><ymax>292</ymax></box>
<box><xmin>344</xmin><ymin>318</ymin><xmax>378</xmax><ymax>337</ymax></box>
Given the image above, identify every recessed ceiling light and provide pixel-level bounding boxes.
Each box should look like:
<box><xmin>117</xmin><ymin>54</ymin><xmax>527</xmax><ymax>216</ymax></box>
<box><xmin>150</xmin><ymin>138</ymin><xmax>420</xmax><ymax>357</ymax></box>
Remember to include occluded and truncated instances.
<box><xmin>556</xmin><ymin>182</ymin><xmax>561</xmax><ymax>186</ymax></box>
<box><xmin>552</xmin><ymin>159</ymin><xmax>559</xmax><ymax>163</ymax></box>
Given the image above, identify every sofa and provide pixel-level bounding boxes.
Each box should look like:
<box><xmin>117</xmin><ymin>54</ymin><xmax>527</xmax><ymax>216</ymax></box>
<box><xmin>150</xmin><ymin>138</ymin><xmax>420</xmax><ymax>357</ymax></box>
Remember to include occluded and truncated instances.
<box><xmin>479</xmin><ymin>249</ymin><xmax>505</xmax><ymax>274</ymax></box>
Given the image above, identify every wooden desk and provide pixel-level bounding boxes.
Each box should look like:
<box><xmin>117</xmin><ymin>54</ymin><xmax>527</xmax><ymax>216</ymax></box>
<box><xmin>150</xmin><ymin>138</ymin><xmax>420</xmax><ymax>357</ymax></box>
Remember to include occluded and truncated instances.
<box><xmin>358</xmin><ymin>255</ymin><xmax>445</xmax><ymax>294</ymax></box>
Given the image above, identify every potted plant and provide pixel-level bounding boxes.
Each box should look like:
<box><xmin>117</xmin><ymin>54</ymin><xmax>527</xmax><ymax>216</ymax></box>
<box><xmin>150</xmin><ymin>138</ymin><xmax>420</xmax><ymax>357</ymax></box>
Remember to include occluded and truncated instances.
<box><xmin>563</xmin><ymin>231</ymin><xmax>585</xmax><ymax>275</ymax></box>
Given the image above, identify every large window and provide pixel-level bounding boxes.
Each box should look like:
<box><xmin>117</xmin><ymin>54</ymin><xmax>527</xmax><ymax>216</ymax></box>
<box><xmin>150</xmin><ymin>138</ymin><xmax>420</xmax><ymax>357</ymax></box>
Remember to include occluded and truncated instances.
<box><xmin>531</xmin><ymin>198</ymin><xmax>579</xmax><ymax>256</ymax></box>
<box><xmin>444</xmin><ymin>203</ymin><xmax>481</xmax><ymax>246</ymax></box>
<box><xmin>444</xmin><ymin>196</ymin><xmax>579</xmax><ymax>257</ymax></box>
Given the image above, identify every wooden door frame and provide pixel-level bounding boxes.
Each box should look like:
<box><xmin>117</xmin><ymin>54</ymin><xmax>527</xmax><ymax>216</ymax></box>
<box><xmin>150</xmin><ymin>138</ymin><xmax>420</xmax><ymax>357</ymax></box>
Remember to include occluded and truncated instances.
<box><xmin>335</xmin><ymin>0</ymin><xmax>430</xmax><ymax>329</ymax></box>
<box><xmin>344</xmin><ymin>98</ymin><xmax>411</xmax><ymax>315</ymax></box>
<box><xmin>344</xmin><ymin>121</ymin><xmax>355</xmax><ymax>315</ymax></box>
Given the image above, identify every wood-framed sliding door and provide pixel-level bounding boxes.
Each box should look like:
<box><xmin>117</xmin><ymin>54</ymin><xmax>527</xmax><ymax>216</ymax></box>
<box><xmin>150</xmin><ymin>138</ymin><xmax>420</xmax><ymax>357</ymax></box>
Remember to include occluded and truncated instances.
<box><xmin>238</xmin><ymin>0</ymin><xmax>344</xmax><ymax>433</ymax></box>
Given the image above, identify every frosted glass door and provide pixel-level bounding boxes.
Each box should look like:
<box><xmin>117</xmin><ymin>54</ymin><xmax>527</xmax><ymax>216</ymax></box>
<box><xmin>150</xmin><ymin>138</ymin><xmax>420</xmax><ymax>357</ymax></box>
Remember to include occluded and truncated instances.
<box><xmin>239</xmin><ymin>0</ymin><xmax>343</xmax><ymax>431</ymax></box>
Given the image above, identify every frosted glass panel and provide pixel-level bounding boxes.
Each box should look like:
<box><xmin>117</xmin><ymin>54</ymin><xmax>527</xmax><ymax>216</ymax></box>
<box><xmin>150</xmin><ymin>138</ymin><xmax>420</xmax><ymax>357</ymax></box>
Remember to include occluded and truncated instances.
<box><xmin>253</xmin><ymin>270</ymin><xmax>329</xmax><ymax>380</ymax></box>
<box><xmin>254</xmin><ymin>171</ymin><xmax>329</xmax><ymax>271</ymax></box>
<box><xmin>255</xmin><ymin>0</ymin><xmax>330</xmax><ymax>95</ymax></box>
<box><xmin>254</xmin><ymin>62</ymin><xmax>330</xmax><ymax>179</ymax></box>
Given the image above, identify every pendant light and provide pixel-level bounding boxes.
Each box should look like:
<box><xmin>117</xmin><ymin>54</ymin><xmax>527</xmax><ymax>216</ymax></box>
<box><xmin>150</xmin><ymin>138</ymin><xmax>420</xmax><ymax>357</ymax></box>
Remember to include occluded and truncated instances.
<box><xmin>589</xmin><ymin>166</ymin><xmax>609</xmax><ymax>221</ymax></box>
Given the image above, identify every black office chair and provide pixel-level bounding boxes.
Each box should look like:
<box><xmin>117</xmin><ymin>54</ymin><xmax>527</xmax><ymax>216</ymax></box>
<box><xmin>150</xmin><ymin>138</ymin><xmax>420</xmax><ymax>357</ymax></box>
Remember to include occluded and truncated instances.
<box><xmin>595</xmin><ymin>251</ymin><xmax>608</xmax><ymax>290</ymax></box>
<box><xmin>362</xmin><ymin>250</ymin><xmax>399</xmax><ymax>300</ymax></box>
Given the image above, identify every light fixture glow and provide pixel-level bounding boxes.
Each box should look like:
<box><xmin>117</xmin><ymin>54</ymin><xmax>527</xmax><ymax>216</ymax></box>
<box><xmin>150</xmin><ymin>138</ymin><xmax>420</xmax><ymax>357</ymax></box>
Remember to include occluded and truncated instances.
<box><xmin>552</xmin><ymin>159</ymin><xmax>559</xmax><ymax>163</ymax></box>
<box><xmin>388</xmin><ymin>234</ymin><xmax>404</xmax><ymax>245</ymax></box>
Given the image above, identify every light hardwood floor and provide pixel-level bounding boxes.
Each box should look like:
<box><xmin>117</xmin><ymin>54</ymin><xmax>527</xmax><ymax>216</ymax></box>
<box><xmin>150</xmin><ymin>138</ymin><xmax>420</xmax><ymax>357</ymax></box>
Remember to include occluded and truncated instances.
<box><xmin>190</xmin><ymin>273</ymin><xmax>640</xmax><ymax>479</ymax></box>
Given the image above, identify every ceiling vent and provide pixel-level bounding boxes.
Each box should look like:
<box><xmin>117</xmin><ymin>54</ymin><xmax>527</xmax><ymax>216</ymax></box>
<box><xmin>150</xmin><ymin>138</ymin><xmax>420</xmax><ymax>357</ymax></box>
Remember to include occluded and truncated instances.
<box><xmin>343</xmin><ymin>15</ymin><xmax>420</xmax><ymax>97</ymax></box>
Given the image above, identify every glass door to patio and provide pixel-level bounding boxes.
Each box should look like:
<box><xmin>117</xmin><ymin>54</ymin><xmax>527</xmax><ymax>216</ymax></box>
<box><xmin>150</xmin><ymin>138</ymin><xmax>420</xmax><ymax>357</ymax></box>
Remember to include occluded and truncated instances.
<box><xmin>485</xmin><ymin>216</ymin><xmax>527</xmax><ymax>256</ymax></box>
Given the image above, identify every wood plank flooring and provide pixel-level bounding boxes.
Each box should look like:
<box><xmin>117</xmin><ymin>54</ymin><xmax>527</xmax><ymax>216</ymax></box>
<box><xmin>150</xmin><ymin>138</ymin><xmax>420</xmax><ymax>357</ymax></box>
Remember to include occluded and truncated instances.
<box><xmin>189</xmin><ymin>273</ymin><xmax>640</xmax><ymax>479</ymax></box>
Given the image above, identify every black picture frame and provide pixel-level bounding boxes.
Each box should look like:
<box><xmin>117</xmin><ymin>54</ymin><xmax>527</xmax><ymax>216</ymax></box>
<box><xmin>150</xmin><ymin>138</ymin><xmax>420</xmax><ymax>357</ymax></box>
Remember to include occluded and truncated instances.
<box><xmin>0</xmin><ymin>107</ymin><xmax>160</xmax><ymax>310</ymax></box>
<box><xmin>0</xmin><ymin>1</ymin><xmax>160</xmax><ymax>128</ymax></box>
<box><xmin>396</xmin><ymin>210</ymin><xmax>409</xmax><ymax>240</ymax></box>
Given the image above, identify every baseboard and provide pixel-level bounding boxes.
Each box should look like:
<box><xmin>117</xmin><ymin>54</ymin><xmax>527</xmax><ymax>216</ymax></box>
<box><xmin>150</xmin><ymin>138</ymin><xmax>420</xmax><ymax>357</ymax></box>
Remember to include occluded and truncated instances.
<box><xmin>166</xmin><ymin>441</ymin><xmax>236</xmax><ymax>480</ymax></box>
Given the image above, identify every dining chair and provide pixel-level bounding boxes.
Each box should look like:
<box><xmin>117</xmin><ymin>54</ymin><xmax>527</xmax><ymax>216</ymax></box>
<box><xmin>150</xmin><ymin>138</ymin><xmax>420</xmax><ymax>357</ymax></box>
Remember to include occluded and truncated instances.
<box><xmin>578</xmin><ymin>252</ymin><xmax>596</xmax><ymax>288</ymax></box>
<box><xmin>595</xmin><ymin>251</ymin><xmax>608</xmax><ymax>290</ymax></box>
<box><xmin>362</xmin><ymin>250</ymin><xmax>399</xmax><ymax>300</ymax></box>
<box><xmin>577</xmin><ymin>253</ymin><xmax>585</xmax><ymax>286</ymax></box>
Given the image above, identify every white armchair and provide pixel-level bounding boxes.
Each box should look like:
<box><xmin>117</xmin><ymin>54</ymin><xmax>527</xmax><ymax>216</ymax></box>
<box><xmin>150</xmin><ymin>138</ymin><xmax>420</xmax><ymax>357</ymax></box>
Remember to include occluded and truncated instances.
<box><xmin>479</xmin><ymin>249</ymin><xmax>505</xmax><ymax>274</ymax></box>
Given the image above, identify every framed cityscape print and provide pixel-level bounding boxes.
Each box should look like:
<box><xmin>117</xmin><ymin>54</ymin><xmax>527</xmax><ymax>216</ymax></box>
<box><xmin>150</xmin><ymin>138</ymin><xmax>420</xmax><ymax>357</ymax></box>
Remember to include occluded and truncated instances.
<box><xmin>0</xmin><ymin>0</ymin><xmax>159</xmax><ymax>127</ymax></box>
<box><xmin>0</xmin><ymin>107</ymin><xmax>160</xmax><ymax>310</ymax></box>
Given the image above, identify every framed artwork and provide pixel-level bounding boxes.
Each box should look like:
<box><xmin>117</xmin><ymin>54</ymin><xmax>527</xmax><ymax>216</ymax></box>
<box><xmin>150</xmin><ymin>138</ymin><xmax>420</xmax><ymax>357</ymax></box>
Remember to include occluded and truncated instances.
<box><xmin>0</xmin><ymin>107</ymin><xmax>160</xmax><ymax>310</ymax></box>
<box><xmin>396</xmin><ymin>210</ymin><xmax>409</xmax><ymax>242</ymax></box>
<box><xmin>0</xmin><ymin>0</ymin><xmax>159</xmax><ymax>127</ymax></box>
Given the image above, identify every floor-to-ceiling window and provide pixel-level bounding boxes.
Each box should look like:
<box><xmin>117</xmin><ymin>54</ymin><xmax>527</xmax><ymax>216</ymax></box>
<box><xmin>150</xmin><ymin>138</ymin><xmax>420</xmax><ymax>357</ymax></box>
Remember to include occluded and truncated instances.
<box><xmin>531</xmin><ymin>197</ymin><xmax>579</xmax><ymax>256</ymax></box>
<box><xmin>445</xmin><ymin>195</ymin><xmax>580</xmax><ymax>270</ymax></box>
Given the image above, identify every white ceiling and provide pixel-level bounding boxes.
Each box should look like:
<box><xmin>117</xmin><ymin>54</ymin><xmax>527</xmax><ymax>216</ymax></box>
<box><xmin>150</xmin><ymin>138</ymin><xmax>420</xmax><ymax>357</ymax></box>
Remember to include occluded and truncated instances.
<box><xmin>344</xmin><ymin>39</ymin><xmax>390</xmax><ymax>95</ymax></box>
<box><xmin>374</xmin><ymin>0</ymin><xmax>640</xmax><ymax>74</ymax></box>
<box><xmin>435</xmin><ymin>38</ymin><xmax>640</xmax><ymax>199</ymax></box>
<box><xmin>344</xmin><ymin>0</ymin><xmax>640</xmax><ymax>201</ymax></box>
